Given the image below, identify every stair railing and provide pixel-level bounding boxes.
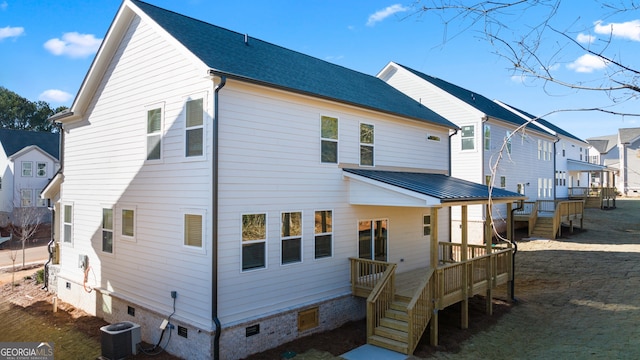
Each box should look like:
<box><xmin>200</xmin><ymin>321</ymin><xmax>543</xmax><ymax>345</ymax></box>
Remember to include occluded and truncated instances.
<box><xmin>366</xmin><ymin>263</ymin><xmax>397</xmax><ymax>339</ymax></box>
<box><xmin>406</xmin><ymin>268</ymin><xmax>435</xmax><ymax>354</ymax></box>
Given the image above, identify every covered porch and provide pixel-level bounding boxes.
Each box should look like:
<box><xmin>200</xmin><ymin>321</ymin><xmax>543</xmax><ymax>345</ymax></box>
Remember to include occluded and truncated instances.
<box><xmin>343</xmin><ymin>168</ymin><xmax>523</xmax><ymax>355</ymax></box>
<box><xmin>566</xmin><ymin>159</ymin><xmax>617</xmax><ymax>209</ymax></box>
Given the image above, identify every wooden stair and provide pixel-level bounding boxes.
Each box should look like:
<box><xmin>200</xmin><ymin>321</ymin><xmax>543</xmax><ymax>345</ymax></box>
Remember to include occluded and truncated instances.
<box><xmin>530</xmin><ymin>216</ymin><xmax>556</xmax><ymax>239</ymax></box>
<box><xmin>369</xmin><ymin>296</ymin><xmax>410</xmax><ymax>354</ymax></box>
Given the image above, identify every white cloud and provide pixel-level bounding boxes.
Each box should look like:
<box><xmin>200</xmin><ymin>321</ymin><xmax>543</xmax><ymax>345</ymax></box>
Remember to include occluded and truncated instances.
<box><xmin>366</xmin><ymin>4</ymin><xmax>408</xmax><ymax>27</ymax></box>
<box><xmin>0</xmin><ymin>26</ymin><xmax>24</xmax><ymax>40</ymax></box>
<box><xmin>567</xmin><ymin>54</ymin><xmax>609</xmax><ymax>73</ymax></box>
<box><xmin>576</xmin><ymin>33</ymin><xmax>596</xmax><ymax>44</ymax></box>
<box><xmin>44</xmin><ymin>32</ymin><xmax>102</xmax><ymax>58</ymax></box>
<box><xmin>39</xmin><ymin>89</ymin><xmax>73</xmax><ymax>103</ymax></box>
<box><xmin>594</xmin><ymin>19</ymin><xmax>640</xmax><ymax>41</ymax></box>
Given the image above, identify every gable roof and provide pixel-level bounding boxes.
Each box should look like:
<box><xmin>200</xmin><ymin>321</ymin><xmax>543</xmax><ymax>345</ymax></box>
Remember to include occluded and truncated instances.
<box><xmin>343</xmin><ymin>168</ymin><xmax>525</xmax><ymax>205</ymax></box>
<box><xmin>494</xmin><ymin>101</ymin><xmax>585</xmax><ymax>143</ymax></box>
<box><xmin>586</xmin><ymin>134</ymin><xmax>617</xmax><ymax>154</ymax></box>
<box><xmin>619</xmin><ymin>127</ymin><xmax>640</xmax><ymax>144</ymax></box>
<box><xmin>0</xmin><ymin>129</ymin><xmax>60</xmax><ymax>159</ymax></box>
<box><xmin>66</xmin><ymin>0</ymin><xmax>455</xmax><ymax>130</ymax></box>
<box><xmin>393</xmin><ymin>63</ymin><xmax>549</xmax><ymax>134</ymax></box>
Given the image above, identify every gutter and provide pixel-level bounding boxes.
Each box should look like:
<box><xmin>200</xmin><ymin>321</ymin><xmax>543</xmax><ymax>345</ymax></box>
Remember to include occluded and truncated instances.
<box><xmin>210</xmin><ymin>70</ymin><xmax>226</xmax><ymax>360</ymax></box>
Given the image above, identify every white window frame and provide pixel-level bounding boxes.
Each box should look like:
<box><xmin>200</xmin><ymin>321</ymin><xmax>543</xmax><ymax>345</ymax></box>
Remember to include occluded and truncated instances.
<box><xmin>22</xmin><ymin>161</ymin><xmax>33</xmax><ymax>177</ymax></box>
<box><xmin>241</xmin><ymin>213</ymin><xmax>267</xmax><ymax>272</ymax></box>
<box><xmin>184</xmin><ymin>93</ymin><xmax>207</xmax><ymax>159</ymax></box>
<box><xmin>500</xmin><ymin>176</ymin><xmax>506</xmax><ymax>189</ymax></box>
<box><xmin>145</xmin><ymin>102</ymin><xmax>164</xmax><ymax>162</ymax></box>
<box><xmin>36</xmin><ymin>189</ymin><xmax>47</xmax><ymax>207</ymax></box>
<box><xmin>538</xmin><ymin>140</ymin><xmax>542</xmax><ymax>160</ymax></box>
<box><xmin>320</xmin><ymin>115</ymin><xmax>339</xmax><ymax>164</ymax></box>
<box><xmin>483</xmin><ymin>124</ymin><xmax>490</xmax><ymax>151</ymax></box>
<box><xmin>281</xmin><ymin>211</ymin><xmax>302</xmax><ymax>265</ymax></box>
<box><xmin>461</xmin><ymin>125</ymin><xmax>475</xmax><ymax>151</ymax></box>
<box><xmin>20</xmin><ymin>189</ymin><xmax>33</xmax><ymax>207</ymax></box>
<box><xmin>183</xmin><ymin>209</ymin><xmax>206</xmax><ymax>252</ymax></box>
<box><xmin>63</xmin><ymin>203</ymin><xmax>73</xmax><ymax>244</ymax></box>
<box><xmin>422</xmin><ymin>214</ymin><xmax>431</xmax><ymax>237</ymax></box>
<box><xmin>36</xmin><ymin>162</ymin><xmax>47</xmax><ymax>177</ymax></box>
<box><xmin>314</xmin><ymin>209</ymin><xmax>333</xmax><ymax>259</ymax></box>
<box><xmin>102</xmin><ymin>207</ymin><xmax>114</xmax><ymax>254</ymax></box>
<box><xmin>359</xmin><ymin>122</ymin><xmax>375</xmax><ymax>166</ymax></box>
<box><xmin>120</xmin><ymin>206</ymin><xmax>137</xmax><ymax>242</ymax></box>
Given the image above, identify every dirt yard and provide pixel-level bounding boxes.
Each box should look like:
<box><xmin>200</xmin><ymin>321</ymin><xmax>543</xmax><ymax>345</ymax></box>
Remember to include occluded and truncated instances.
<box><xmin>1</xmin><ymin>199</ymin><xmax>639</xmax><ymax>359</ymax></box>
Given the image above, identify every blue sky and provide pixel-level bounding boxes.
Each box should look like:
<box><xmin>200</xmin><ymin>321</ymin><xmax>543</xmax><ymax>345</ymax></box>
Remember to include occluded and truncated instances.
<box><xmin>1</xmin><ymin>0</ymin><xmax>639</xmax><ymax>140</ymax></box>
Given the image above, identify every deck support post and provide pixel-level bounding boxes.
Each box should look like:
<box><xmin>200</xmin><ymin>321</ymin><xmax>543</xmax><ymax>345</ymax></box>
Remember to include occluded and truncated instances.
<box><xmin>506</xmin><ymin>202</ymin><xmax>514</xmax><ymax>301</ymax></box>
<box><xmin>430</xmin><ymin>207</ymin><xmax>439</xmax><ymax>346</ymax></box>
<box><xmin>461</xmin><ymin>205</ymin><xmax>469</xmax><ymax>330</ymax></box>
<box><xmin>485</xmin><ymin>203</ymin><xmax>493</xmax><ymax>316</ymax></box>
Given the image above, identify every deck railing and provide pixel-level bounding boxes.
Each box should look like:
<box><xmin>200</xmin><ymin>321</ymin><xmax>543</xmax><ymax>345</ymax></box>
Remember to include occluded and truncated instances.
<box><xmin>406</xmin><ymin>268</ymin><xmax>435</xmax><ymax>353</ymax></box>
<box><xmin>438</xmin><ymin>242</ymin><xmax>509</xmax><ymax>263</ymax></box>
<box><xmin>554</xmin><ymin>200</ymin><xmax>585</xmax><ymax>238</ymax></box>
<box><xmin>350</xmin><ymin>257</ymin><xmax>395</xmax><ymax>297</ymax></box>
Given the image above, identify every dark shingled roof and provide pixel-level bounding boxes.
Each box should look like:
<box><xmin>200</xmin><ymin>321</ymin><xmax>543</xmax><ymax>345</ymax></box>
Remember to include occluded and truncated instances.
<box><xmin>394</xmin><ymin>63</ymin><xmax>548</xmax><ymax>134</ymax></box>
<box><xmin>343</xmin><ymin>168</ymin><xmax>524</xmax><ymax>202</ymax></box>
<box><xmin>0</xmin><ymin>129</ymin><xmax>60</xmax><ymax>159</ymax></box>
<box><xmin>499</xmin><ymin>103</ymin><xmax>585</xmax><ymax>143</ymax></box>
<box><xmin>130</xmin><ymin>0</ymin><xmax>455</xmax><ymax>129</ymax></box>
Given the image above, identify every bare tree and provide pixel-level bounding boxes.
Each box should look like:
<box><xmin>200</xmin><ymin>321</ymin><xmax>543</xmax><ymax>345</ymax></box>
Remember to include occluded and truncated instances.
<box><xmin>11</xmin><ymin>188</ymin><xmax>45</xmax><ymax>268</ymax></box>
<box><xmin>412</xmin><ymin>0</ymin><xmax>640</xmax><ymax>115</ymax></box>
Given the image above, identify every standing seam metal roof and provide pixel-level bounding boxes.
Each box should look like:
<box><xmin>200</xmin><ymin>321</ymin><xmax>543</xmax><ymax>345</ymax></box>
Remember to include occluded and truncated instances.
<box><xmin>343</xmin><ymin>168</ymin><xmax>524</xmax><ymax>202</ymax></box>
<box><xmin>130</xmin><ymin>0</ymin><xmax>456</xmax><ymax>130</ymax></box>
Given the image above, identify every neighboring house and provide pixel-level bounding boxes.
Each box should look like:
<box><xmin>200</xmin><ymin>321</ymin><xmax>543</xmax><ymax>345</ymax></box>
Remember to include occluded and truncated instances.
<box><xmin>43</xmin><ymin>1</ymin><xmax>525</xmax><ymax>358</ymax></box>
<box><xmin>378</xmin><ymin>62</ymin><xmax>556</xmax><ymax>243</ymax></box>
<box><xmin>588</xmin><ymin>128</ymin><xmax>640</xmax><ymax>196</ymax></box>
<box><xmin>0</xmin><ymin>128</ymin><xmax>59</xmax><ymax>227</ymax></box>
<box><xmin>493</xmin><ymin>101</ymin><xmax>592</xmax><ymax>199</ymax></box>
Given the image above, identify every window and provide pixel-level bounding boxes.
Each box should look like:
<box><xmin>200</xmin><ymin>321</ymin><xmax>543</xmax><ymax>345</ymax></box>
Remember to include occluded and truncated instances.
<box><xmin>538</xmin><ymin>140</ymin><xmax>542</xmax><ymax>160</ymax></box>
<box><xmin>102</xmin><ymin>208</ymin><xmax>113</xmax><ymax>253</ymax></box>
<box><xmin>320</xmin><ymin>116</ymin><xmax>338</xmax><ymax>163</ymax></box>
<box><xmin>517</xmin><ymin>183</ymin><xmax>526</xmax><ymax>195</ymax></box>
<box><xmin>0</xmin><ymin>176</ymin><xmax>2</xmax><ymax>190</ymax></box>
<box><xmin>186</xmin><ymin>98</ymin><xmax>204</xmax><ymax>157</ymax></box>
<box><xmin>22</xmin><ymin>161</ymin><xmax>33</xmax><ymax>177</ymax></box>
<box><xmin>20</xmin><ymin>189</ymin><xmax>33</xmax><ymax>207</ymax></box>
<box><xmin>483</xmin><ymin>125</ymin><xmax>490</xmax><ymax>151</ymax></box>
<box><xmin>36</xmin><ymin>162</ymin><xmax>47</xmax><ymax>177</ymax></box>
<box><xmin>422</xmin><ymin>215</ymin><xmax>431</xmax><ymax>236</ymax></box>
<box><xmin>63</xmin><ymin>204</ymin><xmax>73</xmax><ymax>243</ymax></box>
<box><xmin>427</xmin><ymin>135</ymin><xmax>441</xmax><ymax>141</ymax></box>
<box><xmin>538</xmin><ymin>178</ymin><xmax>543</xmax><ymax>198</ymax></box>
<box><xmin>281</xmin><ymin>211</ymin><xmax>302</xmax><ymax>264</ymax></box>
<box><xmin>242</xmin><ymin>213</ymin><xmax>266</xmax><ymax>271</ymax></box>
<box><xmin>358</xmin><ymin>219</ymin><xmax>388</xmax><ymax>262</ymax></box>
<box><xmin>500</xmin><ymin>176</ymin><xmax>506</xmax><ymax>189</ymax></box>
<box><xmin>36</xmin><ymin>189</ymin><xmax>47</xmax><ymax>207</ymax></box>
<box><xmin>146</xmin><ymin>107</ymin><xmax>162</xmax><ymax>160</ymax></box>
<box><xmin>314</xmin><ymin>210</ymin><xmax>332</xmax><ymax>259</ymax></box>
<box><xmin>360</xmin><ymin>123</ymin><xmax>374</xmax><ymax>166</ymax></box>
<box><xmin>461</xmin><ymin>125</ymin><xmax>475</xmax><ymax>150</ymax></box>
<box><xmin>121</xmin><ymin>208</ymin><xmax>135</xmax><ymax>238</ymax></box>
<box><xmin>505</xmin><ymin>131</ymin><xmax>512</xmax><ymax>154</ymax></box>
<box><xmin>485</xmin><ymin>175</ymin><xmax>492</xmax><ymax>186</ymax></box>
<box><xmin>184</xmin><ymin>213</ymin><xmax>203</xmax><ymax>248</ymax></box>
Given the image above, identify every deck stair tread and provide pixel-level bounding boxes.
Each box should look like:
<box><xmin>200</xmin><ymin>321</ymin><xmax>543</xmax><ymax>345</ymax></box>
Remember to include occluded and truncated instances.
<box><xmin>380</xmin><ymin>317</ymin><xmax>409</xmax><ymax>331</ymax></box>
<box><xmin>369</xmin><ymin>335</ymin><xmax>409</xmax><ymax>354</ymax></box>
<box><xmin>374</xmin><ymin>325</ymin><xmax>409</xmax><ymax>342</ymax></box>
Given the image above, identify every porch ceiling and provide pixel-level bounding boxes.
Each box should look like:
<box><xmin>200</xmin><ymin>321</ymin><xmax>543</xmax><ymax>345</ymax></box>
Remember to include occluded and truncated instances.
<box><xmin>343</xmin><ymin>168</ymin><xmax>525</xmax><ymax>207</ymax></box>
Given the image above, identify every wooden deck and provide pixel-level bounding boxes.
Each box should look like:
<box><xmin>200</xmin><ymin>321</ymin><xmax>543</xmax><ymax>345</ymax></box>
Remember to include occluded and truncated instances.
<box><xmin>513</xmin><ymin>199</ymin><xmax>585</xmax><ymax>239</ymax></box>
<box><xmin>350</xmin><ymin>243</ymin><xmax>513</xmax><ymax>355</ymax></box>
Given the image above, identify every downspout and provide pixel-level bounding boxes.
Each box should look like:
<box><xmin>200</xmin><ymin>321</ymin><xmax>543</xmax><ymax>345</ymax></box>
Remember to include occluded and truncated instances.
<box><xmin>552</xmin><ymin>137</ymin><xmax>559</xmax><ymax>201</ymax></box>
<box><xmin>44</xmin><ymin>120</ymin><xmax>66</xmax><ymax>290</ymax></box>
<box><xmin>509</xmin><ymin>200</ymin><xmax>523</xmax><ymax>302</ymax></box>
<box><xmin>210</xmin><ymin>72</ymin><xmax>226</xmax><ymax>360</ymax></box>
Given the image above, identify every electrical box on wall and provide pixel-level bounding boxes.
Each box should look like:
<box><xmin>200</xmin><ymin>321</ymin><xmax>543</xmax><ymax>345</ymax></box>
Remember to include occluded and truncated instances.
<box><xmin>78</xmin><ymin>254</ymin><xmax>88</xmax><ymax>270</ymax></box>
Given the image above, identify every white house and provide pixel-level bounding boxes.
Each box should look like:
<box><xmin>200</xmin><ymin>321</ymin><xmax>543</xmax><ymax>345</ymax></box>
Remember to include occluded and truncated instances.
<box><xmin>588</xmin><ymin>127</ymin><xmax>640</xmax><ymax>196</ymax></box>
<box><xmin>0</xmin><ymin>129</ymin><xmax>59</xmax><ymax>227</ymax></box>
<box><xmin>378</xmin><ymin>62</ymin><xmax>556</xmax><ymax>243</ymax></box>
<box><xmin>493</xmin><ymin>101</ymin><xmax>592</xmax><ymax>199</ymax></box>
<box><xmin>45</xmin><ymin>1</ymin><xmax>525</xmax><ymax>358</ymax></box>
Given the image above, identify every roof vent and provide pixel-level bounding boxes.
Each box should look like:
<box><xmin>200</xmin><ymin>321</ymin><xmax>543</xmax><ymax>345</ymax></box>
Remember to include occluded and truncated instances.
<box><xmin>244</xmin><ymin>33</ymin><xmax>249</xmax><ymax>45</ymax></box>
